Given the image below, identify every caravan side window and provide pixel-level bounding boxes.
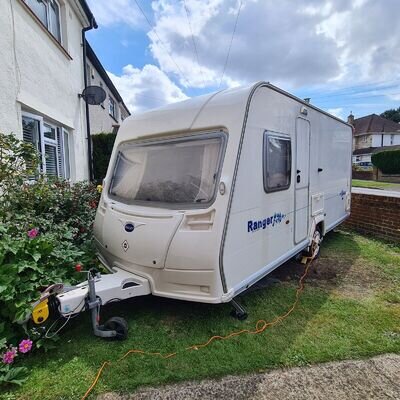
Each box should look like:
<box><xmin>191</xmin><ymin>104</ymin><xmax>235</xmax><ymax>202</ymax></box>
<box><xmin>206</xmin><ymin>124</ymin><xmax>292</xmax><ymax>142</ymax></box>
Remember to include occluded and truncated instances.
<box><xmin>263</xmin><ymin>133</ymin><xmax>291</xmax><ymax>192</ymax></box>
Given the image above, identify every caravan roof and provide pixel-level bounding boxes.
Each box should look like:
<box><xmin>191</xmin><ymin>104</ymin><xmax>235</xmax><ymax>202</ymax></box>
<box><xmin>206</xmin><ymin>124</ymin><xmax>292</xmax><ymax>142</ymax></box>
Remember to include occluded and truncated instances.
<box><xmin>118</xmin><ymin>82</ymin><xmax>350</xmax><ymax>144</ymax></box>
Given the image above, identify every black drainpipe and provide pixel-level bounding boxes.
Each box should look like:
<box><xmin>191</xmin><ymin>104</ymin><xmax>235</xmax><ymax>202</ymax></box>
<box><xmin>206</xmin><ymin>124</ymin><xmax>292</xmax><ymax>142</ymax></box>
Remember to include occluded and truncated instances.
<box><xmin>82</xmin><ymin>17</ymin><xmax>97</xmax><ymax>181</ymax></box>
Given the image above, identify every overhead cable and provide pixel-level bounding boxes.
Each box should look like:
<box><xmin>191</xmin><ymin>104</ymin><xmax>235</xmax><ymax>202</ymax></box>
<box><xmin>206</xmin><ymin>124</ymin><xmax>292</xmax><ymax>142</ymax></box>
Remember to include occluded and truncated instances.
<box><xmin>133</xmin><ymin>0</ymin><xmax>192</xmax><ymax>87</ymax></box>
<box><xmin>218</xmin><ymin>0</ymin><xmax>243</xmax><ymax>89</ymax></box>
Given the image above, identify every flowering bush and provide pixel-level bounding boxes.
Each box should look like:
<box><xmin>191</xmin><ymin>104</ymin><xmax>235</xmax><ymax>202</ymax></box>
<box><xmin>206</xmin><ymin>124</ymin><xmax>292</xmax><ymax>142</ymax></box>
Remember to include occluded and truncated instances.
<box><xmin>0</xmin><ymin>133</ymin><xmax>100</xmax><ymax>385</ymax></box>
<box><xmin>0</xmin><ymin>338</ymin><xmax>32</xmax><ymax>386</ymax></box>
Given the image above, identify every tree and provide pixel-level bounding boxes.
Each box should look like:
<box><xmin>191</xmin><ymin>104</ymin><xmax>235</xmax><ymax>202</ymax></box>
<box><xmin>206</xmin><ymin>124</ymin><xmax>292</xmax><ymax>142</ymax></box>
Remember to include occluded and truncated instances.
<box><xmin>380</xmin><ymin>107</ymin><xmax>400</xmax><ymax>123</ymax></box>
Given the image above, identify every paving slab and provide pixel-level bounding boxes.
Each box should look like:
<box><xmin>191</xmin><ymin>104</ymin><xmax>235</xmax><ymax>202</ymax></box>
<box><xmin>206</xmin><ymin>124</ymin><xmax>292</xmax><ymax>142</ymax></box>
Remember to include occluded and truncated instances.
<box><xmin>97</xmin><ymin>353</ymin><xmax>400</xmax><ymax>400</ymax></box>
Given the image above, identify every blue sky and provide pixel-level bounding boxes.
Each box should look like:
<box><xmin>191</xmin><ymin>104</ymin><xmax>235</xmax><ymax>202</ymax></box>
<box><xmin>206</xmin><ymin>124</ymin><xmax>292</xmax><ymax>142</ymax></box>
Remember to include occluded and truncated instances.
<box><xmin>86</xmin><ymin>0</ymin><xmax>400</xmax><ymax>119</ymax></box>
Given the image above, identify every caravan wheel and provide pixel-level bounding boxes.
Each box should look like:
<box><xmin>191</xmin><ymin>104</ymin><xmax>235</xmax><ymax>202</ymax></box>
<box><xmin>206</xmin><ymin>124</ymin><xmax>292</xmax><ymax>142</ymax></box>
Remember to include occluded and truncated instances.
<box><xmin>303</xmin><ymin>229</ymin><xmax>322</xmax><ymax>260</ymax></box>
<box><xmin>309</xmin><ymin>229</ymin><xmax>322</xmax><ymax>259</ymax></box>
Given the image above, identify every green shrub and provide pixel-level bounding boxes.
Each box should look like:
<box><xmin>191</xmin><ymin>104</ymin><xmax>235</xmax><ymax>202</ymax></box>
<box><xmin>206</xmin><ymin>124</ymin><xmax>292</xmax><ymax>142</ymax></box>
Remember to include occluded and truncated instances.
<box><xmin>92</xmin><ymin>132</ymin><xmax>116</xmax><ymax>183</ymax></box>
<box><xmin>371</xmin><ymin>149</ymin><xmax>400</xmax><ymax>174</ymax></box>
<box><xmin>0</xmin><ymin>133</ymin><xmax>100</xmax><ymax>384</ymax></box>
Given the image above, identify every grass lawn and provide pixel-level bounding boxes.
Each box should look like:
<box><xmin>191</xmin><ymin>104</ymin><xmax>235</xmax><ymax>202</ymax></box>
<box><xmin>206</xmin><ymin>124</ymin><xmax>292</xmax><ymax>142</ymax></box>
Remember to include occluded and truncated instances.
<box><xmin>2</xmin><ymin>231</ymin><xmax>400</xmax><ymax>400</ymax></box>
<box><xmin>352</xmin><ymin>179</ymin><xmax>400</xmax><ymax>190</ymax></box>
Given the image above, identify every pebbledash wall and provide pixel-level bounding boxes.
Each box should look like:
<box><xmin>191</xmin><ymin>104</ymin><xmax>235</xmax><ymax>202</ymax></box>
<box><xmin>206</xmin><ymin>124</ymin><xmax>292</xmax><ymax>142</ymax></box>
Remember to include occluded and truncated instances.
<box><xmin>0</xmin><ymin>0</ymin><xmax>92</xmax><ymax>182</ymax></box>
<box><xmin>344</xmin><ymin>193</ymin><xmax>400</xmax><ymax>241</ymax></box>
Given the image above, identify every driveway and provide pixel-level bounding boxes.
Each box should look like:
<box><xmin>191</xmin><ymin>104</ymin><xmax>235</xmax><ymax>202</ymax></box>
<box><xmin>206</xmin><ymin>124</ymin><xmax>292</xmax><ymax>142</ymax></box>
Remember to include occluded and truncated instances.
<box><xmin>98</xmin><ymin>353</ymin><xmax>400</xmax><ymax>400</ymax></box>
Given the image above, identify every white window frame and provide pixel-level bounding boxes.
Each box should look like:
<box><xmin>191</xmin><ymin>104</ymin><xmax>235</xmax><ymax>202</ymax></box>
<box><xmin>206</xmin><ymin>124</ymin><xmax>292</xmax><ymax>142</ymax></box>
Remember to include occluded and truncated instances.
<box><xmin>43</xmin><ymin>122</ymin><xmax>60</xmax><ymax>177</ymax></box>
<box><xmin>21</xmin><ymin>111</ymin><xmax>70</xmax><ymax>179</ymax></box>
<box><xmin>263</xmin><ymin>132</ymin><xmax>292</xmax><ymax>193</ymax></box>
<box><xmin>109</xmin><ymin>95</ymin><xmax>117</xmax><ymax>119</ymax></box>
<box><xmin>99</xmin><ymin>82</ymin><xmax>105</xmax><ymax>108</ymax></box>
<box><xmin>24</xmin><ymin>0</ymin><xmax>62</xmax><ymax>44</ymax></box>
<box><xmin>61</xmin><ymin>128</ymin><xmax>71</xmax><ymax>180</ymax></box>
<box><xmin>22</xmin><ymin>111</ymin><xmax>46</xmax><ymax>174</ymax></box>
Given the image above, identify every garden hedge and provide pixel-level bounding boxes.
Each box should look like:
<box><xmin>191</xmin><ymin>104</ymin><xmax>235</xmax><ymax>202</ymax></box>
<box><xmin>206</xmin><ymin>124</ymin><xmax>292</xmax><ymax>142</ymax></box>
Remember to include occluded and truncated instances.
<box><xmin>371</xmin><ymin>149</ymin><xmax>400</xmax><ymax>174</ymax></box>
<box><xmin>92</xmin><ymin>132</ymin><xmax>116</xmax><ymax>182</ymax></box>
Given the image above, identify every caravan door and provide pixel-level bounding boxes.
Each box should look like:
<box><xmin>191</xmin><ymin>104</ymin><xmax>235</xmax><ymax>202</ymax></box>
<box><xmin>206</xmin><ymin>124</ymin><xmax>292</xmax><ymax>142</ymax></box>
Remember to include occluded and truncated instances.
<box><xmin>294</xmin><ymin>118</ymin><xmax>311</xmax><ymax>244</ymax></box>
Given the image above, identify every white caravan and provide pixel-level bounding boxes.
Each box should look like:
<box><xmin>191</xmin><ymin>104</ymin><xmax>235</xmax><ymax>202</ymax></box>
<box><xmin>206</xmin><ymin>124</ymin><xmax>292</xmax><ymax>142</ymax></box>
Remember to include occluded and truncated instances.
<box><xmin>46</xmin><ymin>82</ymin><xmax>352</xmax><ymax>338</ymax></box>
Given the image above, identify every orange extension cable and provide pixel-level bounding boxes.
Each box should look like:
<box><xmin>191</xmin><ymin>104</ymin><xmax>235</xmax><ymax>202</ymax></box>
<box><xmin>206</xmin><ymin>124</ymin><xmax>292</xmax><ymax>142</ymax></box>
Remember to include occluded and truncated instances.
<box><xmin>81</xmin><ymin>258</ymin><xmax>314</xmax><ymax>400</ymax></box>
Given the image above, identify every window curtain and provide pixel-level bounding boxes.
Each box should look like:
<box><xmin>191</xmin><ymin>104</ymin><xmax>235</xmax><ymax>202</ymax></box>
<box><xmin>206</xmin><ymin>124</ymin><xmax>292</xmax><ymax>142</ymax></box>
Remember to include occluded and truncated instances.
<box><xmin>111</xmin><ymin>151</ymin><xmax>147</xmax><ymax>199</ymax></box>
<box><xmin>195</xmin><ymin>140</ymin><xmax>220</xmax><ymax>202</ymax></box>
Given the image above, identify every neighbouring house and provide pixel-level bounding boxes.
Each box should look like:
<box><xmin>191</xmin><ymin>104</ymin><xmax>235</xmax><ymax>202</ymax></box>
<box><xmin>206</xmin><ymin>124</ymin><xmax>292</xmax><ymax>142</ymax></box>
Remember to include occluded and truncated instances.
<box><xmin>85</xmin><ymin>41</ymin><xmax>131</xmax><ymax>135</ymax></box>
<box><xmin>348</xmin><ymin>113</ymin><xmax>400</xmax><ymax>165</ymax></box>
<box><xmin>0</xmin><ymin>0</ymin><xmax>97</xmax><ymax>182</ymax></box>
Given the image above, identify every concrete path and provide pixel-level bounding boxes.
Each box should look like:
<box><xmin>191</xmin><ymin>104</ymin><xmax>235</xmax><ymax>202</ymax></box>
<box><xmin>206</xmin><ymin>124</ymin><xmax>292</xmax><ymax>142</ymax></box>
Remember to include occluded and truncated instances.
<box><xmin>352</xmin><ymin>187</ymin><xmax>400</xmax><ymax>197</ymax></box>
<box><xmin>98</xmin><ymin>354</ymin><xmax>400</xmax><ymax>400</ymax></box>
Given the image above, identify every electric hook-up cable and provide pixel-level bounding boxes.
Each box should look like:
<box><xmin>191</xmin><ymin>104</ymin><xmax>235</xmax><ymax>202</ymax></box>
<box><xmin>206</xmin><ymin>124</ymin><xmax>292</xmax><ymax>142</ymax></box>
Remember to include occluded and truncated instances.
<box><xmin>44</xmin><ymin>270</ymin><xmax>95</xmax><ymax>339</ymax></box>
<box><xmin>81</xmin><ymin>255</ymin><xmax>317</xmax><ymax>400</ymax></box>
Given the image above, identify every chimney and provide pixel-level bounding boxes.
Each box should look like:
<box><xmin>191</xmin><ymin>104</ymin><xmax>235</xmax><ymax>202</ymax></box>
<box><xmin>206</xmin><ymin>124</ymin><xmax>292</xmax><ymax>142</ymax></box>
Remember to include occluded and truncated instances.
<box><xmin>347</xmin><ymin>112</ymin><xmax>355</xmax><ymax>125</ymax></box>
<box><xmin>303</xmin><ymin>98</ymin><xmax>310</xmax><ymax>104</ymax></box>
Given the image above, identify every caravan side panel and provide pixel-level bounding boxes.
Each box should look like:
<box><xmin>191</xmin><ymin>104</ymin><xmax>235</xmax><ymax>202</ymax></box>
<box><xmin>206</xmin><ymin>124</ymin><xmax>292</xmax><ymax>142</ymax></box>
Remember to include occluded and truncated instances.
<box><xmin>222</xmin><ymin>86</ymin><xmax>352</xmax><ymax>296</ymax></box>
<box><xmin>222</xmin><ymin>87</ymin><xmax>299</xmax><ymax>293</ymax></box>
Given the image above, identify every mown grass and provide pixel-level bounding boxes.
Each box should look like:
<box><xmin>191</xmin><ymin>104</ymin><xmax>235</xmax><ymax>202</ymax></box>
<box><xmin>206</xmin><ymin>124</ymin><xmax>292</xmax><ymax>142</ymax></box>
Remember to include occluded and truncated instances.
<box><xmin>2</xmin><ymin>231</ymin><xmax>400</xmax><ymax>400</ymax></box>
<box><xmin>352</xmin><ymin>179</ymin><xmax>400</xmax><ymax>190</ymax></box>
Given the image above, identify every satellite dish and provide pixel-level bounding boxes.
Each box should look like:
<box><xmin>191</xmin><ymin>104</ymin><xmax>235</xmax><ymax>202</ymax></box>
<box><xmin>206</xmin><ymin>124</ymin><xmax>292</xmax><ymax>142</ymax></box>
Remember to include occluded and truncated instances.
<box><xmin>80</xmin><ymin>85</ymin><xmax>106</xmax><ymax>105</ymax></box>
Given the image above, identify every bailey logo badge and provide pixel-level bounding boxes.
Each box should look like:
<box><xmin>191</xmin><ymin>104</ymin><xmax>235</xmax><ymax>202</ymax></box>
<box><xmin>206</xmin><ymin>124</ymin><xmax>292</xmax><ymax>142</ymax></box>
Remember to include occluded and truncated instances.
<box><xmin>124</xmin><ymin>222</ymin><xmax>135</xmax><ymax>232</ymax></box>
<box><xmin>122</xmin><ymin>240</ymin><xmax>129</xmax><ymax>252</ymax></box>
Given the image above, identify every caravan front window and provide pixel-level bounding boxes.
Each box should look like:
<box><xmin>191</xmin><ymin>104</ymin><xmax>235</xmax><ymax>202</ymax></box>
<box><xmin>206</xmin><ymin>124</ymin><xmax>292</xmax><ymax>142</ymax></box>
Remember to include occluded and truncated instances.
<box><xmin>109</xmin><ymin>132</ymin><xmax>226</xmax><ymax>208</ymax></box>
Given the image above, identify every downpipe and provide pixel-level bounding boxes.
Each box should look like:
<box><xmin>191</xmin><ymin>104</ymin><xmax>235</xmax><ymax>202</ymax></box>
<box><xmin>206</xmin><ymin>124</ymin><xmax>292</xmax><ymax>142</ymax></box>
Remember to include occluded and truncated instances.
<box><xmin>81</xmin><ymin>16</ymin><xmax>97</xmax><ymax>181</ymax></box>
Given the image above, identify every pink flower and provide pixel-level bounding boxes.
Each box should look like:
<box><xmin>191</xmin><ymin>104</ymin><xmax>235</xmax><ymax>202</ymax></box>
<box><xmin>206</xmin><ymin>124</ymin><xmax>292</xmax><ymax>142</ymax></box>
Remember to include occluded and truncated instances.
<box><xmin>2</xmin><ymin>347</ymin><xmax>17</xmax><ymax>364</ymax></box>
<box><xmin>18</xmin><ymin>339</ymin><xmax>33</xmax><ymax>354</ymax></box>
<box><xmin>27</xmin><ymin>228</ymin><xmax>39</xmax><ymax>238</ymax></box>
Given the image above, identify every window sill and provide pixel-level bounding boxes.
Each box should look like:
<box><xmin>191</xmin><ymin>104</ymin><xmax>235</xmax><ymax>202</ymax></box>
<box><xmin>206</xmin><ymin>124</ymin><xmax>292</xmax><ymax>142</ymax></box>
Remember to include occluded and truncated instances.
<box><xmin>18</xmin><ymin>0</ymin><xmax>73</xmax><ymax>61</ymax></box>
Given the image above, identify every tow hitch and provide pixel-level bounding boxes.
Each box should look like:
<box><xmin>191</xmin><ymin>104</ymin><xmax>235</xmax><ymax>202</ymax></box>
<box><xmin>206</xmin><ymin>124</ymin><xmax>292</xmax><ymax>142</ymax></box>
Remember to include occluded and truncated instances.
<box><xmin>31</xmin><ymin>267</ymin><xmax>150</xmax><ymax>340</ymax></box>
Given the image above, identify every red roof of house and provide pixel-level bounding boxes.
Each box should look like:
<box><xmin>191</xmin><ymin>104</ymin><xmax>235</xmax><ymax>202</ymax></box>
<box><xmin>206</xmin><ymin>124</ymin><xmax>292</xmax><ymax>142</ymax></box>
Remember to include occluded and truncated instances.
<box><xmin>353</xmin><ymin>114</ymin><xmax>400</xmax><ymax>136</ymax></box>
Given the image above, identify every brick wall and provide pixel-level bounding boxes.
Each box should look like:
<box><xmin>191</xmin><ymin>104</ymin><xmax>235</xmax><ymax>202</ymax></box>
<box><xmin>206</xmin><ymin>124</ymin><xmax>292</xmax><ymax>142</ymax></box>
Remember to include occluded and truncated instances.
<box><xmin>352</xmin><ymin>170</ymin><xmax>373</xmax><ymax>180</ymax></box>
<box><xmin>376</xmin><ymin>169</ymin><xmax>400</xmax><ymax>184</ymax></box>
<box><xmin>343</xmin><ymin>193</ymin><xmax>400</xmax><ymax>242</ymax></box>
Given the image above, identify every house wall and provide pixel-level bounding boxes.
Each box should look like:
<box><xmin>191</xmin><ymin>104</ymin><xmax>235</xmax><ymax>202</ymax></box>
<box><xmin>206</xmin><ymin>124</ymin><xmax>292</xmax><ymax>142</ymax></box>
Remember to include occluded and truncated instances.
<box><xmin>383</xmin><ymin>133</ymin><xmax>400</xmax><ymax>146</ymax></box>
<box><xmin>343</xmin><ymin>193</ymin><xmax>400</xmax><ymax>241</ymax></box>
<box><xmin>371</xmin><ymin>134</ymin><xmax>382</xmax><ymax>147</ymax></box>
<box><xmin>0</xmin><ymin>0</ymin><xmax>89</xmax><ymax>181</ymax></box>
<box><xmin>86</xmin><ymin>59</ymin><xmax>130</xmax><ymax>134</ymax></box>
<box><xmin>357</xmin><ymin>133</ymin><xmax>400</xmax><ymax>148</ymax></box>
<box><xmin>354</xmin><ymin>134</ymin><xmax>372</xmax><ymax>150</ymax></box>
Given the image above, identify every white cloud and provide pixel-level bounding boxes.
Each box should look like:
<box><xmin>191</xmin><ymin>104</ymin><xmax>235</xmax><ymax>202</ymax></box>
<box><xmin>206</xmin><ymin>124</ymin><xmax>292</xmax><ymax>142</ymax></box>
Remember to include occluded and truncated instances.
<box><xmin>107</xmin><ymin>64</ymin><xmax>189</xmax><ymax>113</ymax></box>
<box><xmin>87</xmin><ymin>0</ymin><xmax>142</xmax><ymax>27</ymax></box>
<box><xmin>148</xmin><ymin>0</ymin><xmax>400</xmax><ymax>92</ymax></box>
<box><xmin>327</xmin><ymin>107</ymin><xmax>344</xmax><ymax>120</ymax></box>
<box><xmin>90</xmin><ymin>0</ymin><xmax>400</xmax><ymax>111</ymax></box>
<box><xmin>149</xmin><ymin>0</ymin><xmax>342</xmax><ymax>89</ymax></box>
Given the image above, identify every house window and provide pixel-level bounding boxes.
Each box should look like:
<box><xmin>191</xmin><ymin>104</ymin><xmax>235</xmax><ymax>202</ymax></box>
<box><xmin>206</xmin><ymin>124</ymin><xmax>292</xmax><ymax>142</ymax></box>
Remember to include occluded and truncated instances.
<box><xmin>24</xmin><ymin>0</ymin><xmax>62</xmax><ymax>43</ymax></box>
<box><xmin>109</xmin><ymin>96</ymin><xmax>117</xmax><ymax>119</ymax></box>
<box><xmin>263</xmin><ymin>133</ymin><xmax>291</xmax><ymax>193</ymax></box>
<box><xmin>22</xmin><ymin>113</ymin><xmax>71</xmax><ymax>179</ymax></box>
<box><xmin>99</xmin><ymin>82</ymin><xmax>104</xmax><ymax>107</ymax></box>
